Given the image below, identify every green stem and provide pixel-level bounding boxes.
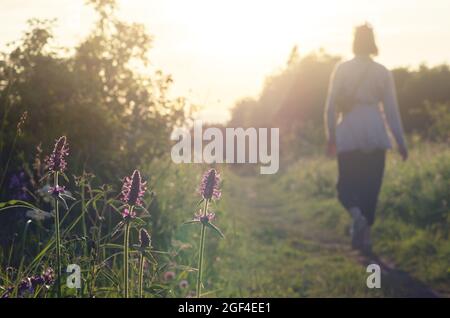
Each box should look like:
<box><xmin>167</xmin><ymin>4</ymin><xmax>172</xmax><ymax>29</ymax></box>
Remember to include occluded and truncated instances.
<box><xmin>196</xmin><ymin>199</ymin><xmax>209</xmax><ymax>298</ymax></box>
<box><xmin>138</xmin><ymin>253</ymin><xmax>145</xmax><ymax>298</ymax></box>
<box><xmin>80</xmin><ymin>180</ymin><xmax>88</xmax><ymax>257</ymax></box>
<box><xmin>54</xmin><ymin>172</ymin><xmax>62</xmax><ymax>298</ymax></box>
<box><xmin>123</xmin><ymin>218</ymin><xmax>131</xmax><ymax>298</ymax></box>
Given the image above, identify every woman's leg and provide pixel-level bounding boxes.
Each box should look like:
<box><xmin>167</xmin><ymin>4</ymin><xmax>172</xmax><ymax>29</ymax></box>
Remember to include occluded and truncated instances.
<box><xmin>337</xmin><ymin>151</ymin><xmax>360</xmax><ymax>210</ymax></box>
<box><xmin>359</xmin><ymin>150</ymin><xmax>386</xmax><ymax>253</ymax></box>
<box><xmin>359</xmin><ymin>150</ymin><xmax>386</xmax><ymax>226</ymax></box>
<box><xmin>337</xmin><ymin>151</ymin><xmax>367</xmax><ymax>249</ymax></box>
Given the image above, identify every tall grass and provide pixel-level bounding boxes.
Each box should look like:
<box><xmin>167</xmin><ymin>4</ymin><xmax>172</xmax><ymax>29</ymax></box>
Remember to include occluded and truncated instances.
<box><xmin>0</xmin><ymin>135</ymin><xmax>225</xmax><ymax>298</ymax></box>
<box><xmin>53</xmin><ymin>171</ymin><xmax>62</xmax><ymax>297</ymax></box>
<box><xmin>194</xmin><ymin>142</ymin><xmax>449</xmax><ymax>297</ymax></box>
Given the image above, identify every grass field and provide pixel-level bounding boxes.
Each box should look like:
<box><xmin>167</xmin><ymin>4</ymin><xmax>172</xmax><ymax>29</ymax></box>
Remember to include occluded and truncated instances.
<box><xmin>1</xmin><ymin>142</ymin><xmax>448</xmax><ymax>298</ymax></box>
<box><xmin>189</xmin><ymin>142</ymin><xmax>450</xmax><ymax>297</ymax></box>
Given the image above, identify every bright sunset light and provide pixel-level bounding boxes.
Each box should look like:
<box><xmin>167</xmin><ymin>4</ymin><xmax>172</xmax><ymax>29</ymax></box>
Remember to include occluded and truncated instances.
<box><xmin>0</xmin><ymin>0</ymin><xmax>449</xmax><ymax>303</ymax></box>
<box><xmin>2</xmin><ymin>0</ymin><xmax>450</xmax><ymax>122</ymax></box>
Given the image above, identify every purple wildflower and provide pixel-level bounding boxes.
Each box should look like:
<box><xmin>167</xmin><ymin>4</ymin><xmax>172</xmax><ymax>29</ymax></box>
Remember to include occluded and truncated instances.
<box><xmin>8</xmin><ymin>171</ymin><xmax>30</xmax><ymax>200</ymax></box>
<box><xmin>30</xmin><ymin>275</ymin><xmax>45</xmax><ymax>288</ymax></box>
<box><xmin>164</xmin><ymin>271</ymin><xmax>176</xmax><ymax>281</ymax></box>
<box><xmin>42</xmin><ymin>267</ymin><xmax>55</xmax><ymax>286</ymax></box>
<box><xmin>179</xmin><ymin>280</ymin><xmax>189</xmax><ymax>289</ymax></box>
<box><xmin>14</xmin><ymin>267</ymin><xmax>54</xmax><ymax>297</ymax></box>
<box><xmin>1</xmin><ymin>287</ymin><xmax>14</xmax><ymax>298</ymax></box>
<box><xmin>139</xmin><ymin>228</ymin><xmax>151</xmax><ymax>248</ymax></box>
<box><xmin>46</xmin><ymin>136</ymin><xmax>69</xmax><ymax>173</ymax></box>
<box><xmin>121</xmin><ymin>170</ymin><xmax>147</xmax><ymax>207</ymax></box>
<box><xmin>194</xmin><ymin>210</ymin><xmax>215</xmax><ymax>224</ymax></box>
<box><xmin>121</xmin><ymin>208</ymin><xmax>136</xmax><ymax>220</ymax></box>
<box><xmin>49</xmin><ymin>185</ymin><xmax>65</xmax><ymax>197</ymax></box>
<box><xmin>18</xmin><ymin>277</ymin><xmax>33</xmax><ymax>296</ymax></box>
<box><xmin>199</xmin><ymin>169</ymin><xmax>221</xmax><ymax>200</ymax></box>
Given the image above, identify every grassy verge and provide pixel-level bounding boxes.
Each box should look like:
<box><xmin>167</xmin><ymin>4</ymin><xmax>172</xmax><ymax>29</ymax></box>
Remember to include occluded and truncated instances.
<box><xmin>204</xmin><ymin>142</ymin><xmax>449</xmax><ymax>297</ymax></box>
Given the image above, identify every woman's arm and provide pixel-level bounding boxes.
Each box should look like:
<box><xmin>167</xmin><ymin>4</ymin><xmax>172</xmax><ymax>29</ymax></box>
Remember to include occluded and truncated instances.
<box><xmin>324</xmin><ymin>64</ymin><xmax>341</xmax><ymax>149</ymax></box>
<box><xmin>382</xmin><ymin>70</ymin><xmax>408</xmax><ymax>160</ymax></box>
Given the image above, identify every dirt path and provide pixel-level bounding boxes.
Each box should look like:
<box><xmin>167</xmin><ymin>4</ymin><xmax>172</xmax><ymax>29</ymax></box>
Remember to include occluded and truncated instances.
<box><xmin>310</xmin><ymin>235</ymin><xmax>440</xmax><ymax>297</ymax></box>
<box><xmin>218</xmin><ymin>172</ymin><xmax>440</xmax><ymax>297</ymax></box>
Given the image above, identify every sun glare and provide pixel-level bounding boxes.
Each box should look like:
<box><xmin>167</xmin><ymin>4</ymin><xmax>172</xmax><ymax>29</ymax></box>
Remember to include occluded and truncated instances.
<box><xmin>3</xmin><ymin>0</ymin><xmax>450</xmax><ymax>123</ymax></box>
<box><xmin>123</xmin><ymin>0</ymin><xmax>343</xmax><ymax>122</ymax></box>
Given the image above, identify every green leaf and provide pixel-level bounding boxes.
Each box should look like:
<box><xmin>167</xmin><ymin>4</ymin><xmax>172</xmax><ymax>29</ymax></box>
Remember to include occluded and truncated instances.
<box><xmin>61</xmin><ymin>192</ymin><xmax>75</xmax><ymax>201</ymax></box>
<box><xmin>38</xmin><ymin>172</ymin><xmax>51</xmax><ymax>183</ymax></box>
<box><xmin>142</xmin><ymin>250</ymin><xmax>155</xmax><ymax>261</ymax></box>
<box><xmin>206</xmin><ymin>222</ymin><xmax>225</xmax><ymax>238</ymax></box>
<box><xmin>57</xmin><ymin>195</ymin><xmax>69</xmax><ymax>210</ymax></box>
<box><xmin>196</xmin><ymin>198</ymin><xmax>205</xmax><ymax>207</ymax></box>
<box><xmin>182</xmin><ymin>219</ymin><xmax>201</xmax><ymax>226</ymax></box>
<box><xmin>109</xmin><ymin>204</ymin><xmax>123</xmax><ymax>216</ymax></box>
<box><xmin>101</xmin><ymin>243</ymin><xmax>124</xmax><ymax>250</ymax></box>
<box><xmin>150</xmin><ymin>249</ymin><xmax>170</xmax><ymax>255</ymax></box>
<box><xmin>131</xmin><ymin>217</ymin><xmax>146</xmax><ymax>227</ymax></box>
<box><xmin>60</xmin><ymin>172</ymin><xmax>70</xmax><ymax>183</ymax></box>
<box><xmin>0</xmin><ymin>200</ymin><xmax>45</xmax><ymax>214</ymax></box>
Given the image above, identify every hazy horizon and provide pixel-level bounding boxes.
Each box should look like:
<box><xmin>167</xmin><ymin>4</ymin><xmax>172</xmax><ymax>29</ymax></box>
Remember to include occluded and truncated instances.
<box><xmin>2</xmin><ymin>0</ymin><xmax>450</xmax><ymax>123</ymax></box>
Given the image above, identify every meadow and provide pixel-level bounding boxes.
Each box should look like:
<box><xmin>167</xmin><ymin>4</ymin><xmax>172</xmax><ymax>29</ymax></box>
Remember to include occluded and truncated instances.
<box><xmin>1</xmin><ymin>0</ymin><xmax>449</xmax><ymax>298</ymax></box>
<box><xmin>206</xmin><ymin>140</ymin><xmax>450</xmax><ymax>297</ymax></box>
<box><xmin>2</xmin><ymin>137</ymin><xmax>448</xmax><ymax>298</ymax></box>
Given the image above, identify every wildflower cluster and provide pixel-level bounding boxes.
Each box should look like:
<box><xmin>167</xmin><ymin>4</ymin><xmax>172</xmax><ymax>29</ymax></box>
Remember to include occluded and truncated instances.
<box><xmin>186</xmin><ymin>168</ymin><xmax>224</xmax><ymax>298</ymax></box>
<box><xmin>121</xmin><ymin>169</ymin><xmax>147</xmax><ymax>208</ymax></box>
<box><xmin>1</xmin><ymin>134</ymin><xmax>225</xmax><ymax>299</ymax></box>
<box><xmin>45</xmin><ymin>136</ymin><xmax>69</xmax><ymax>173</ymax></box>
<box><xmin>199</xmin><ymin>168</ymin><xmax>221</xmax><ymax>200</ymax></box>
<box><xmin>119</xmin><ymin>169</ymin><xmax>149</xmax><ymax>298</ymax></box>
<box><xmin>1</xmin><ymin>268</ymin><xmax>54</xmax><ymax>298</ymax></box>
<box><xmin>44</xmin><ymin>136</ymin><xmax>70</xmax><ymax>297</ymax></box>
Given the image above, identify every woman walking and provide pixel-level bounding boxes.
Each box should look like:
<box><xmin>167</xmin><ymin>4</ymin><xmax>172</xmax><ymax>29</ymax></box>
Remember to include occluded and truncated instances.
<box><xmin>325</xmin><ymin>24</ymin><xmax>408</xmax><ymax>254</ymax></box>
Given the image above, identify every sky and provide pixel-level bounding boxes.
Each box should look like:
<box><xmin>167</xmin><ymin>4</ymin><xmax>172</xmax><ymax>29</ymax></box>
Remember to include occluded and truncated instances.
<box><xmin>1</xmin><ymin>0</ymin><xmax>450</xmax><ymax>123</ymax></box>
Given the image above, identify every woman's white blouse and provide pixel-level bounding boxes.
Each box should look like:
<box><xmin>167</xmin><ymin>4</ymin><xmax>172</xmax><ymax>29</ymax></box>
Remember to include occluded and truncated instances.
<box><xmin>325</xmin><ymin>56</ymin><xmax>406</xmax><ymax>153</ymax></box>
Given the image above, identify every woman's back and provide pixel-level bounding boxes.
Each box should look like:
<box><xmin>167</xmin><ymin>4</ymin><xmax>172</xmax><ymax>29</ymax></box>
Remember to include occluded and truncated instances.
<box><xmin>336</xmin><ymin>56</ymin><xmax>387</xmax><ymax>107</ymax></box>
<box><xmin>325</xmin><ymin>56</ymin><xmax>406</xmax><ymax>153</ymax></box>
